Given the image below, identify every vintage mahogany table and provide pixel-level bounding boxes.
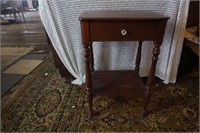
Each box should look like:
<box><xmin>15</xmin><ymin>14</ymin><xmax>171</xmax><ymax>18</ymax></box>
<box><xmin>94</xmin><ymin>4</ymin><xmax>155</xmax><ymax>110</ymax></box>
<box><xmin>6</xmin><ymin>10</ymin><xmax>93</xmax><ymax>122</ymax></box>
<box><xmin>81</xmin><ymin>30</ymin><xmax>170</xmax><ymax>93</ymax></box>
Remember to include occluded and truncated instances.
<box><xmin>79</xmin><ymin>10</ymin><xmax>169</xmax><ymax>117</ymax></box>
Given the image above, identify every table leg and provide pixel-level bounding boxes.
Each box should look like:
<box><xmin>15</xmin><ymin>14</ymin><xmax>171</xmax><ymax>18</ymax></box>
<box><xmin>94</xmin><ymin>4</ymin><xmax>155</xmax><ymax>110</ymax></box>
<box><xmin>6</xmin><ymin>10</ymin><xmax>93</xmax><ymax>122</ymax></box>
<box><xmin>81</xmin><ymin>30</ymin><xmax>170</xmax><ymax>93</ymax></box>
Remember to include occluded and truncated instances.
<box><xmin>83</xmin><ymin>45</ymin><xmax>94</xmax><ymax>118</ymax></box>
<box><xmin>89</xmin><ymin>42</ymin><xmax>94</xmax><ymax>71</ymax></box>
<box><xmin>135</xmin><ymin>41</ymin><xmax>143</xmax><ymax>72</ymax></box>
<box><xmin>142</xmin><ymin>42</ymin><xmax>160</xmax><ymax>117</ymax></box>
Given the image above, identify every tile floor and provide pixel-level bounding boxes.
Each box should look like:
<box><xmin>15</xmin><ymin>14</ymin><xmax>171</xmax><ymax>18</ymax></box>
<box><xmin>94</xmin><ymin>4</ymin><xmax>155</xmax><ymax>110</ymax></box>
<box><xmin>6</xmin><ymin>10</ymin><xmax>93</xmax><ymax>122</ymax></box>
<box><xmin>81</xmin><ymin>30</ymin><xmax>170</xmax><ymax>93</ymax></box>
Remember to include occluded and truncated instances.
<box><xmin>1</xmin><ymin>51</ymin><xmax>48</xmax><ymax>95</ymax></box>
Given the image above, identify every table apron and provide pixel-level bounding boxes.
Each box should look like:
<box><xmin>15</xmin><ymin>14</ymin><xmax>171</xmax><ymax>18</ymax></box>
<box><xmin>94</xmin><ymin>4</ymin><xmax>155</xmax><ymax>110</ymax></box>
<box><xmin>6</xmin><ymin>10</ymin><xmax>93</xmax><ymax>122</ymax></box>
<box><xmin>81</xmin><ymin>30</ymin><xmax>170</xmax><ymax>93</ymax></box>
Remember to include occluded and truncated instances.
<box><xmin>89</xmin><ymin>21</ymin><xmax>159</xmax><ymax>41</ymax></box>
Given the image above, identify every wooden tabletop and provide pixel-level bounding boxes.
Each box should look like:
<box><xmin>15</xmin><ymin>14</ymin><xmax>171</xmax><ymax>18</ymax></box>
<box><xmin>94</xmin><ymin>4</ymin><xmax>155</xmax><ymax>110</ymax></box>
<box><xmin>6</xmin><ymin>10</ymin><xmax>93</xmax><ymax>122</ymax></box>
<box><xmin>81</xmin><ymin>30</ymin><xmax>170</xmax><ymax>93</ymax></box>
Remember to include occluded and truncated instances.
<box><xmin>79</xmin><ymin>10</ymin><xmax>170</xmax><ymax>20</ymax></box>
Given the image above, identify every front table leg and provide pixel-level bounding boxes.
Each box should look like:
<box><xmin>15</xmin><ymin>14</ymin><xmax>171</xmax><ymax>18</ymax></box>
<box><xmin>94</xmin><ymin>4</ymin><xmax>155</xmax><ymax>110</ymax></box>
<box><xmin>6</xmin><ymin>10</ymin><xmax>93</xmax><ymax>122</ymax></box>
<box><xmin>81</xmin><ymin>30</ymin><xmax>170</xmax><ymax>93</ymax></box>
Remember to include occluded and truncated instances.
<box><xmin>142</xmin><ymin>42</ymin><xmax>160</xmax><ymax>117</ymax></box>
<box><xmin>83</xmin><ymin>45</ymin><xmax>94</xmax><ymax>118</ymax></box>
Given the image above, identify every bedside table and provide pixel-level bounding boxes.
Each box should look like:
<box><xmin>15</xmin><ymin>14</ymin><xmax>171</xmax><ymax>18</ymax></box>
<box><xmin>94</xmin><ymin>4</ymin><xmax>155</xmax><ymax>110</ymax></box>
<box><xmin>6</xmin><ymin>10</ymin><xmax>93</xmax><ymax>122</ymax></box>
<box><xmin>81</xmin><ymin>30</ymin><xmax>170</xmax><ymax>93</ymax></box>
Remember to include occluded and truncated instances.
<box><xmin>79</xmin><ymin>10</ymin><xmax>169</xmax><ymax>117</ymax></box>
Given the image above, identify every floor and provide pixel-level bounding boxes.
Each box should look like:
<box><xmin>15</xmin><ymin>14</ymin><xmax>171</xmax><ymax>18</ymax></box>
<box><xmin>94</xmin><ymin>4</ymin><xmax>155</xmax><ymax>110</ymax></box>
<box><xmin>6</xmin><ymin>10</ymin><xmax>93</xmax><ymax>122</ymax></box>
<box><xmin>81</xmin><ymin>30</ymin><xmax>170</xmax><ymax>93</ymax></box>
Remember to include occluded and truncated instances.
<box><xmin>1</xmin><ymin>11</ymin><xmax>48</xmax><ymax>46</ymax></box>
<box><xmin>1</xmin><ymin>8</ymin><xmax>199</xmax><ymax>132</ymax></box>
<box><xmin>1</xmin><ymin>11</ymin><xmax>50</xmax><ymax>95</ymax></box>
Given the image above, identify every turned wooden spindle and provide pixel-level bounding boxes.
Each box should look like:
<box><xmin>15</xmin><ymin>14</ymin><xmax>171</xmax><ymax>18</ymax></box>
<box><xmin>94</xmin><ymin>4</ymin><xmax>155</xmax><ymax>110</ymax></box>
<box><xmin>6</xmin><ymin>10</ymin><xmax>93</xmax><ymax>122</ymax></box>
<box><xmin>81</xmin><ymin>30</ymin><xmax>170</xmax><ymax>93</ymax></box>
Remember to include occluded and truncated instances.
<box><xmin>83</xmin><ymin>45</ymin><xmax>94</xmax><ymax>117</ymax></box>
<box><xmin>135</xmin><ymin>41</ymin><xmax>143</xmax><ymax>73</ymax></box>
<box><xmin>142</xmin><ymin>42</ymin><xmax>160</xmax><ymax>117</ymax></box>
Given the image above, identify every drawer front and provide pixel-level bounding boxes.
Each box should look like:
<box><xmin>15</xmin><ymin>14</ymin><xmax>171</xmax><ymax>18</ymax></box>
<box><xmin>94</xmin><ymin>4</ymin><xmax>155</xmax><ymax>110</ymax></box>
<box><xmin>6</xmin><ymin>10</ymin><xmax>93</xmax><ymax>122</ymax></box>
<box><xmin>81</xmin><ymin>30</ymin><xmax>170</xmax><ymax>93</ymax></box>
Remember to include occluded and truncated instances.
<box><xmin>89</xmin><ymin>21</ymin><xmax>159</xmax><ymax>41</ymax></box>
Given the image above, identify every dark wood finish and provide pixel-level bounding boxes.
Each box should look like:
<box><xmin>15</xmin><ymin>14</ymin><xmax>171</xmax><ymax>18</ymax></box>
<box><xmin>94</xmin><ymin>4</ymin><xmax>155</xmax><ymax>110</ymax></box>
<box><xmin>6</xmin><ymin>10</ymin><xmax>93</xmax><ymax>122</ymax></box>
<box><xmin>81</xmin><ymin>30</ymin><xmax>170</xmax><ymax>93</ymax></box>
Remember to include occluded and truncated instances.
<box><xmin>186</xmin><ymin>1</ymin><xmax>199</xmax><ymax>28</ymax></box>
<box><xmin>135</xmin><ymin>41</ymin><xmax>142</xmax><ymax>72</ymax></box>
<box><xmin>83</xmin><ymin>45</ymin><xmax>94</xmax><ymax>117</ymax></box>
<box><xmin>79</xmin><ymin>10</ymin><xmax>169</xmax><ymax>21</ymax></box>
<box><xmin>79</xmin><ymin>10</ymin><xmax>169</xmax><ymax>117</ymax></box>
<box><xmin>89</xmin><ymin>42</ymin><xmax>94</xmax><ymax>71</ymax></box>
<box><xmin>89</xmin><ymin>21</ymin><xmax>159</xmax><ymax>41</ymax></box>
<box><xmin>142</xmin><ymin>42</ymin><xmax>160</xmax><ymax>116</ymax></box>
<box><xmin>92</xmin><ymin>70</ymin><xmax>145</xmax><ymax>96</ymax></box>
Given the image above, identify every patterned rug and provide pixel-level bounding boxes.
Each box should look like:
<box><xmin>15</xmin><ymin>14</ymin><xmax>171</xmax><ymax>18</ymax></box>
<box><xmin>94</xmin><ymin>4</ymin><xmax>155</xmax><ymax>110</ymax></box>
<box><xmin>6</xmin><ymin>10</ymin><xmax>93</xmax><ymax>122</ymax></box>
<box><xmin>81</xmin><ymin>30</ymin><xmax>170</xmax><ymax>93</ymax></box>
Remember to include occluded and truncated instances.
<box><xmin>1</xmin><ymin>47</ymin><xmax>34</xmax><ymax>71</ymax></box>
<box><xmin>1</xmin><ymin>59</ymin><xmax>199</xmax><ymax>132</ymax></box>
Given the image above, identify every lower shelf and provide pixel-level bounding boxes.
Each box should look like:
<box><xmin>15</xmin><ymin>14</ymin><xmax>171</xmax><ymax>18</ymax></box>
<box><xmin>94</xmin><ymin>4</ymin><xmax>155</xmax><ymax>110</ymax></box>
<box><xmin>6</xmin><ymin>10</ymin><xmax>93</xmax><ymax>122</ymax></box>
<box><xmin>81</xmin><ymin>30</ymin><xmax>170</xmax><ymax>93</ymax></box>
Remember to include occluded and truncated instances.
<box><xmin>91</xmin><ymin>70</ymin><xmax>145</xmax><ymax>97</ymax></box>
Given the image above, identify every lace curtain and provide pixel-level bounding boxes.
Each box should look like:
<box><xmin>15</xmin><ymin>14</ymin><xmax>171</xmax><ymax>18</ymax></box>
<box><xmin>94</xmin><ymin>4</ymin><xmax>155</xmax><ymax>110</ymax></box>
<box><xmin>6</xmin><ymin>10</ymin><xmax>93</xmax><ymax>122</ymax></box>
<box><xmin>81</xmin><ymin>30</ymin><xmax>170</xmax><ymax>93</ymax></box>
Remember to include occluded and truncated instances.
<box><xmin>39</xmin><ymin>0</ymin><xmax>189</xmax><ymax>85</ymax></box>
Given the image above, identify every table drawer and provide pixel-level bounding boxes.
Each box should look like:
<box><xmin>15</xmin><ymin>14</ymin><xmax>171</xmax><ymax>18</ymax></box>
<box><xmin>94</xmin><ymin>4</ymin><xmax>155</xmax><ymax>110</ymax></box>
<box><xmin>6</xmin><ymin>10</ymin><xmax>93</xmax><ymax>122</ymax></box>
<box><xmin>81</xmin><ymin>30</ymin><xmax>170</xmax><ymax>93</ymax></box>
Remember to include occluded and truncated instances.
<box><xmin>89</xmin><ymin>21</ymin><xmax>159</xmax><ymax>41</ymax></box>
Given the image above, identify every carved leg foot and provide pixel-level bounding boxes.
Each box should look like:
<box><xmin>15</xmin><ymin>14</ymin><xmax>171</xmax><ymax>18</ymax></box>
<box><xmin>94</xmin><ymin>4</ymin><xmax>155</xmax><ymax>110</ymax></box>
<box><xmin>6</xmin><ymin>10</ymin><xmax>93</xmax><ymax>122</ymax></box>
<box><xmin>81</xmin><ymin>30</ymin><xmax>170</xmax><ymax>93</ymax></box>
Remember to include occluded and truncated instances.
<box><xmin>89</xmin><ymin>109</ymin><xmax>95</xmax><ymax>118</ymax></box>
<box><xmin>87</xmin><ymin>89</ymin><xmax>94</xmax><ymax>118</ymax></box>
<box><xmin>142</xmin><ymin>86</ymin><xmax>153</xmax><ymax>117</ymax></box>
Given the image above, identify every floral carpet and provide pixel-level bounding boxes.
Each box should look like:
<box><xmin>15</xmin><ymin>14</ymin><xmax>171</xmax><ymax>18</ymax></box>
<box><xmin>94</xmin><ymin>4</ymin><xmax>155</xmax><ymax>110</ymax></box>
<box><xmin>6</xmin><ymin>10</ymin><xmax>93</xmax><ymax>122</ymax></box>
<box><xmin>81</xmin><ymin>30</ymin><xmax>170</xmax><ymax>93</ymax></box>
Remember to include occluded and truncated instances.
<box><xmin>1</xmin><ymin>59</ymin><xmax>199</xmax><ymax>132</ymax></box>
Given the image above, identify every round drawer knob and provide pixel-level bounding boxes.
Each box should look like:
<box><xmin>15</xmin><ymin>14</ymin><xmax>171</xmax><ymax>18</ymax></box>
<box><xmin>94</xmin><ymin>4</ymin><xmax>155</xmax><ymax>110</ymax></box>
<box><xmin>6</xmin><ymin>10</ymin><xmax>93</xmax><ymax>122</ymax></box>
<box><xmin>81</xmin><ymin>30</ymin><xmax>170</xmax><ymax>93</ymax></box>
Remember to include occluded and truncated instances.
<box><xmin>121</xmin><ymin>29</ymin><xmax>127</xmax><ymax>36</ymax></box>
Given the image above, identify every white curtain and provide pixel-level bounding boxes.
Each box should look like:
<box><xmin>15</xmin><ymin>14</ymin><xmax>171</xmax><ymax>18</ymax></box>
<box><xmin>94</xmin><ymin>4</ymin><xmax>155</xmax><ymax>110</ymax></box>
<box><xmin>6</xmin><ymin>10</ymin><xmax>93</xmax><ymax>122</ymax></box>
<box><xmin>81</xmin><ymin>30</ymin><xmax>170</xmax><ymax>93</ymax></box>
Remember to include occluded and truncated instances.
<box><xmin>39</xmin><ymin>0</ymin><xmax>189</xmax><ymax>85</ymax></box>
